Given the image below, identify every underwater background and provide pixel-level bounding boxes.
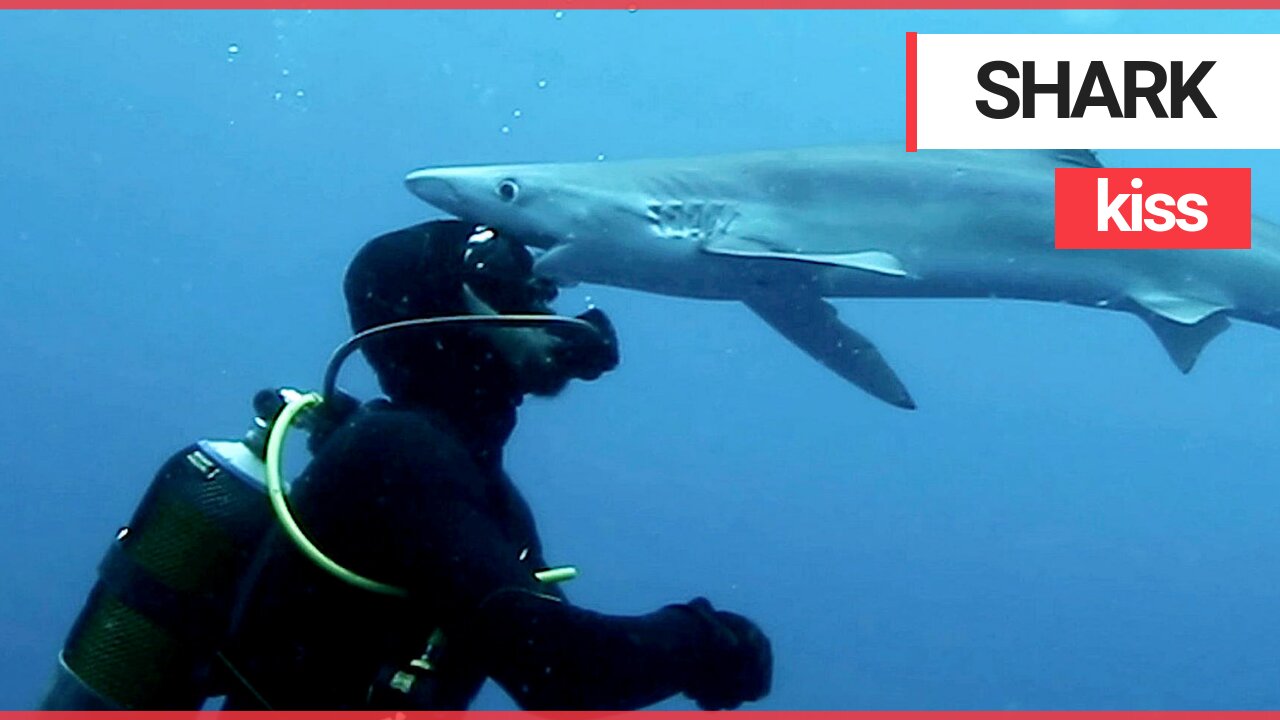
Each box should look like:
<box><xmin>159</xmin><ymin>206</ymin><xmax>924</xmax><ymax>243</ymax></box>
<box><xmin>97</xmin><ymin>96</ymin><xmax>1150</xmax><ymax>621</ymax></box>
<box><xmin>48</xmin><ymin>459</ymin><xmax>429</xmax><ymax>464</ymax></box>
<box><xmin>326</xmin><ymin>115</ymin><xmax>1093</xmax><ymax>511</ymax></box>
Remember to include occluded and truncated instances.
<box><xmin>3</xmin><ymin>9</ymin><xmax>1280</xmax><ymax>710</ymax></box>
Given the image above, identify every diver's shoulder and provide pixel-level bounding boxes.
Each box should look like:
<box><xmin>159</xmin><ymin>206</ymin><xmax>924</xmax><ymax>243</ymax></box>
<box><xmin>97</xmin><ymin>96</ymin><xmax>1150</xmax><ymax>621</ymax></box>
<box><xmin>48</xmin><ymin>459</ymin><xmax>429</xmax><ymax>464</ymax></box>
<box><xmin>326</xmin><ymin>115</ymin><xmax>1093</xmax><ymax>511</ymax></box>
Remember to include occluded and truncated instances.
<box><xmin>337</xmin><ymin>397</ymin><xmax>463</xmax><ymax>443</ymax></box>
<box><xmin>322</xmin><ymin>400</ymin><xmax>469</xmax><ymax>463</ymax></box>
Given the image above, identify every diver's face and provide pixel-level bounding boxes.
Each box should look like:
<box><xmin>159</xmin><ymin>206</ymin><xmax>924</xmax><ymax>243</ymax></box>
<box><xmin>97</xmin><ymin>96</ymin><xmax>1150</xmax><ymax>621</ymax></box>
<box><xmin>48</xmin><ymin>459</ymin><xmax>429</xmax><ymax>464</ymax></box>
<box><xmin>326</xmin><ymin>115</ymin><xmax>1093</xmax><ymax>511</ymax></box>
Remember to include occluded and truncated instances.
<box><xmin>457</xmin><ymin>229</ymin><xmax>567</xmax><ymax>396</ymax></box>
<box><xmin>461</xmin><ymin>284</ymin><xmax>573</xmax><ymax>397</ymax></box>
<box><xmin>458</xmin><ymin>227</ymin><xmax>616</xmax><ymax>397</ymax></box>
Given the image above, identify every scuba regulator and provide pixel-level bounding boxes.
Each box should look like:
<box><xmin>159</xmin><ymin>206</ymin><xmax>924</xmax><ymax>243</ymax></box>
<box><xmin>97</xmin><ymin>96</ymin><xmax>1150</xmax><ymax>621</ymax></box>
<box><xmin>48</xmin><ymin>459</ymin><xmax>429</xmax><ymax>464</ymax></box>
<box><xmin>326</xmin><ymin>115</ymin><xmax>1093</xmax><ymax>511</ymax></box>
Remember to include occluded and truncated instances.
<box><xmin>37</xmin><ymin>311</ymin><xmax>600</xmax><ymax>711</ymax></box>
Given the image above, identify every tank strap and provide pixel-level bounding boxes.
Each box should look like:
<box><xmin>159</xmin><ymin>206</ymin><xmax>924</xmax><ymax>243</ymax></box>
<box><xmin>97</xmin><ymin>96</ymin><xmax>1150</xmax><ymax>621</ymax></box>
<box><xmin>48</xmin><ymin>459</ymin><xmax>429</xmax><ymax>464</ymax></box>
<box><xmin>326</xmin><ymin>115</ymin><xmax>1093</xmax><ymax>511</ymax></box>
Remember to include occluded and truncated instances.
<box><xmin>214</xmin><ymin>652</ymin><xmax>273</xmax><ymax>710</ymax></box>
<box><xmin>98</xmin><ymin>544</ymin><xmax>228</xmax><ymax>649</ymax></box>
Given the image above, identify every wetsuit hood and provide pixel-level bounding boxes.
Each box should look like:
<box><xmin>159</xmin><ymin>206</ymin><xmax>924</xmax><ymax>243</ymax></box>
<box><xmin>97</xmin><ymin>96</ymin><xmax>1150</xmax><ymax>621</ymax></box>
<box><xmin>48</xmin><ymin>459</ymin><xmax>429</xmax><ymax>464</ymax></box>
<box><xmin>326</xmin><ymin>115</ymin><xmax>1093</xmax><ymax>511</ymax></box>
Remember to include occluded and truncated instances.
<box><xmin>343</xmin><ymin>220</ymin><xmax>526</xmax><ymax>460</ymax></box>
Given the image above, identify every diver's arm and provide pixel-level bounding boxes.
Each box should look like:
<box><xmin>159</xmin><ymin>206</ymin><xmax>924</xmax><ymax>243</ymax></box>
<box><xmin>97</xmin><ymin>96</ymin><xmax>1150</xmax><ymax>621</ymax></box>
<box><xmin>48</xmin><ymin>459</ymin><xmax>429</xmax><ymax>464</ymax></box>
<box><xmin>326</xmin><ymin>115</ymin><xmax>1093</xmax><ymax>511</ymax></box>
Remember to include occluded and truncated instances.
<box><xmin>458</xmin><ymin>588</ymin><xmax>769</xmax><ymax>711</ymax></box>
<box><xmin>427</xmin><ymin>487</ymin><xmax>771</xmax><ymax>711</ymax></box>
<box><xmin>415</xmin><ymin>493</ymin><xmax>713</xmax><ymax>709</ymax></box>
<box><xmin>319</xmin><ymin>410</ymin><xmax>769</xmax><ymax>711</ymax></box>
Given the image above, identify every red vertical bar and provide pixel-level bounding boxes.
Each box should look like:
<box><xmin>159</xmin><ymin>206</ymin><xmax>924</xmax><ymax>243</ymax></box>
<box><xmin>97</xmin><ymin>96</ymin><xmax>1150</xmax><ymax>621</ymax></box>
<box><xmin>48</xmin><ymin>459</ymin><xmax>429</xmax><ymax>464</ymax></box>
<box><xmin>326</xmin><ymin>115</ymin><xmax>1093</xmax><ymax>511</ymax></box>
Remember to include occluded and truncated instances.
<box><xmin>905</xmin><ymin>31</ymin><xmax>917</xmax><ymax>152</ymax></box>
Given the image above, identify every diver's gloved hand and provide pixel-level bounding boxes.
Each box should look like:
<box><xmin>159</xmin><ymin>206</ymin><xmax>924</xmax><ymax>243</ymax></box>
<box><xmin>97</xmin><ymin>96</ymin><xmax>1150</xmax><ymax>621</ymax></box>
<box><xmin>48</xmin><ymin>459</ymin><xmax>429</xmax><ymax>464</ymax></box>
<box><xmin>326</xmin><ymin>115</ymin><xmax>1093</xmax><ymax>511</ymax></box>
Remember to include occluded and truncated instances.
<box><xmin>678</xmin><ymin>597</ymin><xmax>773</xmax><ymax>710</ymax></box>
<box><xmin>551</xmin><ymin>307</ymin><xmax>619</xmax><ymax>382</ymax></box>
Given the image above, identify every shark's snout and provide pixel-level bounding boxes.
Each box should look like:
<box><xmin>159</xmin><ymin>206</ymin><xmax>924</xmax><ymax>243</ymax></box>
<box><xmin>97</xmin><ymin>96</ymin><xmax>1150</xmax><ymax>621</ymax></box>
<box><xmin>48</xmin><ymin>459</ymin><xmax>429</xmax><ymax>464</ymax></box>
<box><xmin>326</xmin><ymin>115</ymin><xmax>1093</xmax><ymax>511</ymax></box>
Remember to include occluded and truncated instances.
<box><xmin>404</xmin><ymin>169</ymin><xmax>464</xmax><ymax>212</ymax></box>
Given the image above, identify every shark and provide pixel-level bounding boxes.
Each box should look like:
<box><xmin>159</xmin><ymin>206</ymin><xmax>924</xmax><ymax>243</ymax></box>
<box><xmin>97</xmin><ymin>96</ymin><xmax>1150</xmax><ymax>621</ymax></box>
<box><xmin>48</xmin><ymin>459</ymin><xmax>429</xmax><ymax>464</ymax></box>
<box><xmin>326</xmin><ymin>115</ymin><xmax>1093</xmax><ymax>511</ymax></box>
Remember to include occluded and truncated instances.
<box><xmin>404</xmin><ymin>145</ymin><xmax>1280</xmax><ymax>410</ymax></box>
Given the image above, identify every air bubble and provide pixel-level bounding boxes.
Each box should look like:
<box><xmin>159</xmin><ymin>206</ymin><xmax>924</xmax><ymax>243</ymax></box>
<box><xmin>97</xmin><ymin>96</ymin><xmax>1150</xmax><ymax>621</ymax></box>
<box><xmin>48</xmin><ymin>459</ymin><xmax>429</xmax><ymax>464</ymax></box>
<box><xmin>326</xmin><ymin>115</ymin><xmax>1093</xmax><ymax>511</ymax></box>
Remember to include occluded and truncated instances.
<box><xmin>295</xmin><ymin>89</ymin><xmax>305</xmax><ymax>98</ymax></box>
<box><xmin>273</xmin><ymin>91</ymin><xmax>283</xmax><ymax>100</ymax></box>
<box><xmin>554</xmin><ymin>10</ymin><xmax>564</xmax><ymax>18</ymax></box>
<box><xmin>513</xmin><ymin>109</ymin><xmax>522</xmax><ymax>118</ymax></box>
<box><xmin>227</xmin><ymin>43</ymin><xmax>240</xmax><ymax>54</ymax></box>
<box><xmin>537</xmin><ymin>79</ymin><xmax>548</xmax><ymax>89</ymax></box>
<box><xmin>281</xmin><ymin>68</ymin><xmax>291</xmax><ymax>76</ymax></box>
<box><xmin>501</xmin><ymin>126</ymin><xmax>511</xmax><ymax>134</ymax></box>
<box><xmin>596</xmin><ymin>153</ymin><xmax>606</xmax><ymax>161</ymax></box>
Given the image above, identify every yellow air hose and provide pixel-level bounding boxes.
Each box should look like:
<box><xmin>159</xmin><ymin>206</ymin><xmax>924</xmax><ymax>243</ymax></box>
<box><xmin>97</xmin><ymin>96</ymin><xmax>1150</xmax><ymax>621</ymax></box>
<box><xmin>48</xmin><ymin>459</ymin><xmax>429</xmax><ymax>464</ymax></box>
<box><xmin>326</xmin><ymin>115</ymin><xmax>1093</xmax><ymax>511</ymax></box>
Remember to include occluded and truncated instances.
<box><xmin>264</xmin><ymin>389</ymin><xmax>578</xmax><ymax>597</ymax></box>
<box><xmin>264</xmin><ymin>391</ymin><xmax>409</xmax><ymax>597</ymax></box>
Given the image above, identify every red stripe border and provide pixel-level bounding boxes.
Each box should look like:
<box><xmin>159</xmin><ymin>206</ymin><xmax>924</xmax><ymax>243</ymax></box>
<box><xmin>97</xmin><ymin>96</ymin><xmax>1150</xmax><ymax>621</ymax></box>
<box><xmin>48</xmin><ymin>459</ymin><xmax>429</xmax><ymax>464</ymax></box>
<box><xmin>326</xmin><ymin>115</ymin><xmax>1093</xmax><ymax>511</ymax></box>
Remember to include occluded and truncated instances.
<box><xmin>12</xmin><ymin>707</ymin><xmax>1280</xmax><ymax>712</ymax></box>
<box><xmin>906</xmin><ymin>31</ymin><xmax>918</xmax><ymax>152</ymax></box>
<box><xmin>8</xmin><ymin>1</ymin><xmax>1280</xmax><ymax>8</ymax></box>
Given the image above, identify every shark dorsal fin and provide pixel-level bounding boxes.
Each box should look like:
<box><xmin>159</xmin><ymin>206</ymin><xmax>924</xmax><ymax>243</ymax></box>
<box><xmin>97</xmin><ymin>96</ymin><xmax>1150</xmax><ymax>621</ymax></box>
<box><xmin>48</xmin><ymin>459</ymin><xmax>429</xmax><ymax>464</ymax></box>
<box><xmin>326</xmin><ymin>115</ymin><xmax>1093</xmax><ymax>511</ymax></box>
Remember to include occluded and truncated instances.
<box><xmin>1050</xmin><ymin>150</ymin><xmax>1103</xmax><ymax>168</ymax></box>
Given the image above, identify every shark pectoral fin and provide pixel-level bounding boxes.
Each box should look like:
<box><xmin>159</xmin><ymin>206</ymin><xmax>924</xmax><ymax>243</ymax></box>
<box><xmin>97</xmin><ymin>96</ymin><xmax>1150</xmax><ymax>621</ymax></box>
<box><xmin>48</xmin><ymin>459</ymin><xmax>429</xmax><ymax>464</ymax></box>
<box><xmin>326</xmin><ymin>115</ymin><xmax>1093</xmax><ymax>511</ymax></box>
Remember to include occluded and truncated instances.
<box><xmin>532</xmin><ymin>244</ymin><xmax>582</xmax><ymax>287</ymax></box>
<box><xmin>1139</xmin><ymin>310</ymin><xmax>1231</xmax><ymax>374</ymax></box>
<box><xmin>702</xmin><ymin>237</ymin><xmax>910</xmax><ymax>278</ymax></box>
<box><xmin>1130</xmin><ymin>290</ymin><xmax>1230</xmax><ymax>325</ymax></box>
<box><xmin>744</xmin><ymin>293</ymin><xmax>916</xmax><ymax>410</ymax></box>
<box><xmin>805</xmin><ymin>250</ymin><xmax>909</xmax><ymax>277</ymax></box>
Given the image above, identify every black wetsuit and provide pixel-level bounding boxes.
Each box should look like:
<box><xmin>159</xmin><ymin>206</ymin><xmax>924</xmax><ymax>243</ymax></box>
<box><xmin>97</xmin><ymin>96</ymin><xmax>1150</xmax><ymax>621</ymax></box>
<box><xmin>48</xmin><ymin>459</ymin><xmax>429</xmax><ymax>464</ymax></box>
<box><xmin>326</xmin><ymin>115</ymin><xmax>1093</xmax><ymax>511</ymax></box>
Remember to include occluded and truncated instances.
<box><xmin>222</xmin><ymin>220</ymin><xmax>769</xmax><ymax>711</ymax></box>
<box><xmin>222</xmin><ymin>399</ymin><xmax>744</xmax><ymax>710</ymax></box>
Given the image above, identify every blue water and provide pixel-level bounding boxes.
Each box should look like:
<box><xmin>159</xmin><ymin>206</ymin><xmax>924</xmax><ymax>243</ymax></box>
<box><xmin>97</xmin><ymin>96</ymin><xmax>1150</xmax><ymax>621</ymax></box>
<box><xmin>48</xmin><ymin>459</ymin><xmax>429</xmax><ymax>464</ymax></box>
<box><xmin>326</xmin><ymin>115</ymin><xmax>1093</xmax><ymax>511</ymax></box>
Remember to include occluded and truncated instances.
<box><xmin>4</xmin><ymin>9</ymin><xmax>1280</xmax><ymax>710</ymax></box>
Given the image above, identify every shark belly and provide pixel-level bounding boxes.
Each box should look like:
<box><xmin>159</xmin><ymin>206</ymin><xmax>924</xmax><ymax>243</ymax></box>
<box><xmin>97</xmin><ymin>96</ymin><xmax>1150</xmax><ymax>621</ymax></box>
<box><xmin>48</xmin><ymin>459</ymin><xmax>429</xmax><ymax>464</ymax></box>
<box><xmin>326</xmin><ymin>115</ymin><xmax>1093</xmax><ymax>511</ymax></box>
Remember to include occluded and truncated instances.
<box><xmin>534</xmin><ymin>233</ymin><xmax>752</xmax><ymax>301</ymax></box>
<box><xmin>814</xmin><ymin>247</ymin><xmax>1132</xmax><ymax>310</ymax></box>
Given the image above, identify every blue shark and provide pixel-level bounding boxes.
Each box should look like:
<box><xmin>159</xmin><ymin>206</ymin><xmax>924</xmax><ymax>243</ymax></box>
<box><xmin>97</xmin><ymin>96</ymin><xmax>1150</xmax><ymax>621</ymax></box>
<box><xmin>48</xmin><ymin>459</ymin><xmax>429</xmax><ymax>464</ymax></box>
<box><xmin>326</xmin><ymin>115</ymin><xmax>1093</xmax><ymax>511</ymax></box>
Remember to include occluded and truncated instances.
<box><xmin>404</xmin><ymin>145</ymin><xmax>1280</xmax><ymax>410</ymax></box>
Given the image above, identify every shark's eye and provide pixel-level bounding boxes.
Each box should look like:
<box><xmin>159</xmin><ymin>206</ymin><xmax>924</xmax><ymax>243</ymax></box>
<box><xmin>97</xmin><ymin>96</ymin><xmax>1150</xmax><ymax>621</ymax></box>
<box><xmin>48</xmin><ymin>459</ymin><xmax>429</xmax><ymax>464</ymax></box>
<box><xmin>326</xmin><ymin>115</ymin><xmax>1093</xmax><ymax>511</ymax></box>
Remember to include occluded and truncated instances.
<box><xmin>496</xmin><ymin>178</ymin><xmax>520</xmax><ymax>203</ymax></box>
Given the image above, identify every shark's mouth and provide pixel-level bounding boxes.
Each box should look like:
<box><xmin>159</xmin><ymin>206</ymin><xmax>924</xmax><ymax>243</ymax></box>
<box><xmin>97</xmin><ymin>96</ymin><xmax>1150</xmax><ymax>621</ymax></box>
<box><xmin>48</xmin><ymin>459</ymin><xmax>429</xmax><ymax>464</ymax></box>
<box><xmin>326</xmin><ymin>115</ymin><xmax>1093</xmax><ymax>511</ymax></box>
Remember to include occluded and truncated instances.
<box><xmin>445</xmin><ymin>215</ymin><xmax>564</xmax><ymax>286</ymax></box>
<box><xmin>457</xmin><ymin>216</ymin><xmax>564</xmax><ymax>252</ymax></box>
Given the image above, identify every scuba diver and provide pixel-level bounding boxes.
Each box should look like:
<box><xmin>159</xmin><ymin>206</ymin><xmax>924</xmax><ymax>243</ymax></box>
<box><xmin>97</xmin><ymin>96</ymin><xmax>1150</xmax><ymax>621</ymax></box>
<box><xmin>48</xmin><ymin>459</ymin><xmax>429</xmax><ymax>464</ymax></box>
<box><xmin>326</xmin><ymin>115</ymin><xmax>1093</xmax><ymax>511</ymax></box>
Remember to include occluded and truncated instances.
<box><xmin>39</xmin><ymin>218</ymin><xmax>772</xmax><ymax>711</ymax></box>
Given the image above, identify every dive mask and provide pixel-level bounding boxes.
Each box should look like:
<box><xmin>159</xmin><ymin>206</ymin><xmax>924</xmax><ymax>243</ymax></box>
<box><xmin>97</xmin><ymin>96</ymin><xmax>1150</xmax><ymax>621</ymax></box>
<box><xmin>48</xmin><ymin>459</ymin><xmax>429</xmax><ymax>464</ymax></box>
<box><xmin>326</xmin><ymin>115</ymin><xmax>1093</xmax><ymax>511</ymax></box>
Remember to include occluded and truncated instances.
<box><xmin>461</xmin><ymin>226</ymin><xmax>559</xmax><ymax>313</ymax></box>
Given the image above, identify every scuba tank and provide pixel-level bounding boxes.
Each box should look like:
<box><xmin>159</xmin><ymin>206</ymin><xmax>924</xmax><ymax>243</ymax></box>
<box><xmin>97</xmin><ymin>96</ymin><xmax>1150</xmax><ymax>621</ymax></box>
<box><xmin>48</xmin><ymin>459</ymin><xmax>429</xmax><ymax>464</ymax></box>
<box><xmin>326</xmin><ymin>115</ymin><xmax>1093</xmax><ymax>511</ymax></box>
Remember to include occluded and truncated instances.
<box><xmin>38</xmin><ymin>388</ymin><xmax>354</xmax><ymax>710</ymax></box>
<box><xmin>38</xmin><ymin>312</ymin><xmax>598</xmax><ymax>710</ymax></box>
